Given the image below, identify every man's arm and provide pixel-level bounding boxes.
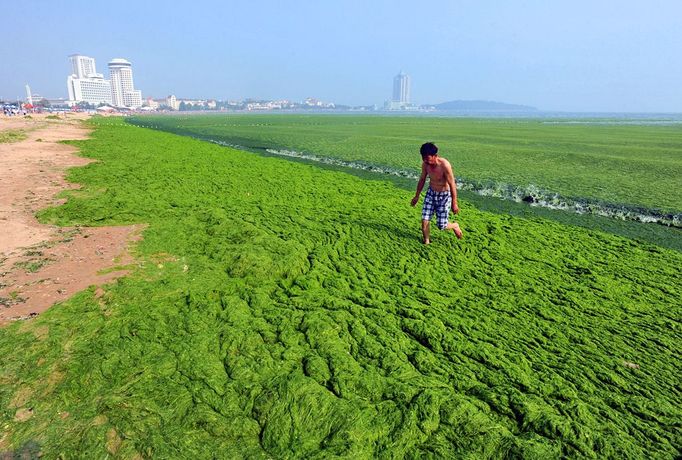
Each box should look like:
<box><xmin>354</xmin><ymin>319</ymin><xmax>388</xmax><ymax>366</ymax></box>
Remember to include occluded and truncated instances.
<box><xmin>444</xmin><ymin>161</ymin><xmax>459</xmax><ymax>214</ymax></box>
<box><xmin>411</xmin><ymin>163</ymin><xmax>427</xmax><ymax>206</ymax></box>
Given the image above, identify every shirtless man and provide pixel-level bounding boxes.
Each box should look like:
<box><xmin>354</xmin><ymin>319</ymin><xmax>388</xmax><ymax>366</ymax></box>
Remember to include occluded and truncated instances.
<box><xmin>410</xmin><ymin>142</ymin><xmax>463</xmax><ymax>244</ymax></box>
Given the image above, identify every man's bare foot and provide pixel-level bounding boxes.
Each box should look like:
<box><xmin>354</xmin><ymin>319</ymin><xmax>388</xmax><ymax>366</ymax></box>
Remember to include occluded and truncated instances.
<box><xmin>452</xmin><ymin>222</ymin><xmax>463</xmax><ymax>239</ymax></box>
<box><xmin>424</xmin><ymin>239</ymin><xmax>430</xmax><ymax>245</ymax></box>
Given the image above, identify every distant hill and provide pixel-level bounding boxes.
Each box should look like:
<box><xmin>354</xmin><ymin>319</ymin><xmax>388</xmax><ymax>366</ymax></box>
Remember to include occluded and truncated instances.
<box><xmin>433</xmin><ymin>100</ymin><xmax>537</xmax><ymax>111</ymax></box>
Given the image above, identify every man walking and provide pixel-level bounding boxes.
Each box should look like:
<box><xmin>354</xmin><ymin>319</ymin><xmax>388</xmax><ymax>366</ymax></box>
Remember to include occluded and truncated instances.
<box><xmin>410</xmin><ymin>142</ymin><xmax>463</xmax><ymax>244</ymax></box>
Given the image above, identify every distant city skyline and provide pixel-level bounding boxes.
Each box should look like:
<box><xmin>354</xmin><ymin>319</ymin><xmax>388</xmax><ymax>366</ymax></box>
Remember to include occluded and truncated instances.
<box><xmin>2</xmin><ymin>1</ymin><xmax>682</xmax><ymax>112</ymax></box>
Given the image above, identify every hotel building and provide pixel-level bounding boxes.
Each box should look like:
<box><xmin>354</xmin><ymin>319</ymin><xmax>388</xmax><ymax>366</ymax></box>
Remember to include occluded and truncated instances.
<box><xmin>66</xmin><ymin>54</ymin><xmax>113</xmax><ymax>106</ymax></box>
<box><xmin>108</xmin><ymin>58</ymin><xmax>142</xmax><ymax>108</ymax></box>
<box><xmin>70</xmin><ymin>54</ymin><xmax>97</xmax><ymax>79</ymax></box>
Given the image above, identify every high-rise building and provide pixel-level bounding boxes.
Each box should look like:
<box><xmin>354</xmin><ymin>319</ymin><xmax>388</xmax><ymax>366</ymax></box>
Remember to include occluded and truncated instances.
<box><xmin>69</xmin><ymin>54</ymin><xmax>97</xmax><ymax>78</ymax></box>
<box><xmin>108</xmin><ymin>58</ymin><xmax>142</xmax><ymax>108</ymax></box>
<box><xmin>392</xmin><ymin>71</ymin><xmax>410</xmax><ymax>105</ymax></box>
<box><xmin>67</xmin><ymin>54</ymin><xmax>112</xmax><ymax>106</ymax></box>
<box><xmin>385</xmin><ymin>71</ymin><xmax>412</xmax><ymax>110</ymax></box>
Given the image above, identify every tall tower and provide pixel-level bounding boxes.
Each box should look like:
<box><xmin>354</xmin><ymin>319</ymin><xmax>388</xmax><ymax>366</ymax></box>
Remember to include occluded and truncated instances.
<box><xmin>108</xmin><ymin>58</ymin><xmax>142</xmax><ymax>108</ymax></box>
<box><xmin>392</xmin><ymin>72</ymin><xmax>410</xmax><ymax>105</ymax></box>
<box><xmin>25</xmin><ymin>84</ymin><xmax>33</xmax><ymax>106</ymax></box>
<box><xmin>69</xmin><ymin>54</ymin><xmax>97</xmax><ymax>78</ymax></box>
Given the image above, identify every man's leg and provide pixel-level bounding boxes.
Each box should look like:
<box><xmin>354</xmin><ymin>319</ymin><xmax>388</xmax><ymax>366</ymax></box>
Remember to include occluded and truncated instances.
<box><xmin>437</xmin><ymin>195</ymin><xmax>463</xmax><ymax>240</ymax></box>
<box><xmin>422</xmin><ymin>219</ymin><xmax>431</xmax><ymax>244</ymax></box>
<box><xmin>421</xmin><ymin>190</ymin><xmax>434</xmax><ymax>245</ymax></box>
<box><xmin>445</xmin><ymin>221</ymin><xmax>463</xmax><ymax>239</ymax></box>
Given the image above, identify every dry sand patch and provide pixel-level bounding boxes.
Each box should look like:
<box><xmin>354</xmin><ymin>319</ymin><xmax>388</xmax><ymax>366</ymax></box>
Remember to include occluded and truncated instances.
<box><xmin>0</xmin><ymin>114</ymin><xmax>141</xmax><ymax>325</ymax></box>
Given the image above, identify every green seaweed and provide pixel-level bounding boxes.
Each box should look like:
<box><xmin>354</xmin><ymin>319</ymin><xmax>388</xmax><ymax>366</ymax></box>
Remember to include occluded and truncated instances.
<box><xmin>129</xmin><ymin>114</ymin><xmax>682</xmax><ymax>214</ymax></box>
<box><xmin>0</xmin><ymin>118</ymin><xmax>680</xmax><ymax>458</ymax></box>
<box><xmin>0</xmin><ymin>129</ymin><xmax>27</xmax><ymax>143</ymax></box>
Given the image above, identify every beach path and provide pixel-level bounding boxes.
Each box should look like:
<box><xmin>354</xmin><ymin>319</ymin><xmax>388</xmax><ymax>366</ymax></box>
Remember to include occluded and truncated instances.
<box><xmin>0</xmin><ymin>114</ymin><xmax>142</xmax><ymax>325</ymax></box>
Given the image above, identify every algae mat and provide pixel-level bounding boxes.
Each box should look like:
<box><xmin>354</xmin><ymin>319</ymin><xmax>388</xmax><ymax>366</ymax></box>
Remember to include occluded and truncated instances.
<box><xmin>0</xmin><ymin>118</ymin><xmax>680</xmax><ymax>458</ymax></box>
<box><xmin>130</xmin><ymin>114</ymin><xmax>682</xmax><ymax>214</ymax></box>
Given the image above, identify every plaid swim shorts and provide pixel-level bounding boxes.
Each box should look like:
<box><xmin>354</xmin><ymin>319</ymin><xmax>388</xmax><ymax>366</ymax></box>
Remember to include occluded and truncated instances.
<box><xmin>422</xmin><ymin>188</ymin><xmax>452</xmax><ymax>229</ymax></box>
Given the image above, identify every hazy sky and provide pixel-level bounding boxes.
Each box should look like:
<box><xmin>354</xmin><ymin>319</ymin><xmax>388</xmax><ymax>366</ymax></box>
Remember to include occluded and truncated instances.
<box><xmin>2</xmin><ymin>0</ymin><xmax>681</xmax><ymax>111</ymax></box>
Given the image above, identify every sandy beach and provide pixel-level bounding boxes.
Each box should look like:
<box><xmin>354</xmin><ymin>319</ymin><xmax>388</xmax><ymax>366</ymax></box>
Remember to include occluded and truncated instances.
<box><xmin>0</xmin><ymin>113</ymin><xmax>142</xmax><ymax>325</ymax></box>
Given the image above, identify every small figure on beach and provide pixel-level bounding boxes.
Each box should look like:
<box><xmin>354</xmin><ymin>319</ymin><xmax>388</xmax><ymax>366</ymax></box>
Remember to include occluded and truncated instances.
<box><xmin>410</xmin><ymin>142</ymin><xmax>463</xmax><ymax>244</ymax></box>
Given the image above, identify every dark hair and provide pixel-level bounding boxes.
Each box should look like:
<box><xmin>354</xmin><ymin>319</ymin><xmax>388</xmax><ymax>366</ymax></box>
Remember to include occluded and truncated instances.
<box><xmin>420</xmin><ymin>142</ymin><xmax>438</xmax><ymax>157</ymax></box>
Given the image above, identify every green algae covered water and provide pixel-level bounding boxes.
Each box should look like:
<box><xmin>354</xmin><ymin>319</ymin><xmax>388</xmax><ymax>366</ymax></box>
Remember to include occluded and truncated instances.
<box><xmin>130</xmin><ymin>114</ymin><xmax>682</xmax><ymax>216</ymax></box>
<box><xmin>129</xmin><ymin>114</ymin><xmax>682</xmax><ymax>250</ymax></box>
<box><xmin>0</xmin><ymin>118</ymin><xmax>680</xmax><ymax>458</ymax></box>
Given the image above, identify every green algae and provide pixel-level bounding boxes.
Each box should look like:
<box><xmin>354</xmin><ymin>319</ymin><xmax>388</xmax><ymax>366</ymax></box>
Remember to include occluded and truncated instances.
<box><xmin>0</xmin><ymin>118</ymin><xmax>680</xmax><ymax>458</ymax></box>
<box><xmin>130</xmin><ymin>114</ymin><xmax>682</xmax><ymax>214</ymax></box>
<box><xmin>0</xmin><ymin>129</ymin><xmax>27</xmax><ymax>143</ymax></box>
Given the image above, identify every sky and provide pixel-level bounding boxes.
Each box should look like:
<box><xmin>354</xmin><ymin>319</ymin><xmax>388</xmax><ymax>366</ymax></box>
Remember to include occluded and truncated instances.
<box><xmin>1</xmin><ymin>0</ymin><xmax>681</xmax><ymax>112</ymax></box>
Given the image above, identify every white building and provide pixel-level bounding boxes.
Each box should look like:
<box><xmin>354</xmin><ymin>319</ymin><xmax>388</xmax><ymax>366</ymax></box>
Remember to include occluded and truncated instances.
<box><xmin>67</xmin><ymin>75</ymin><xmax>113</xmax><ymax>105</ymax></box>
<box><xmin>166</xmin><ymin>95</ymin><xmax>179</xmax><ymax>110</ymax></box>
<box><xmin>66</xmin><ymin>54</ymin><xmax>113</xmax><ymax>105</ymax></box>
<box><xmin>108</xmin><ymin>58</ymin><xmax>142</xmax><ymax>108</ymax></box>
<box><xmin>69</xmin><ymin>54</ymin><xmax>97</xmax><ymax>79</ymax></box>
<box><xmin>392</xmin><ymin>71</ymin><xmax>410</xmax><ymax>105</ymax></box>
